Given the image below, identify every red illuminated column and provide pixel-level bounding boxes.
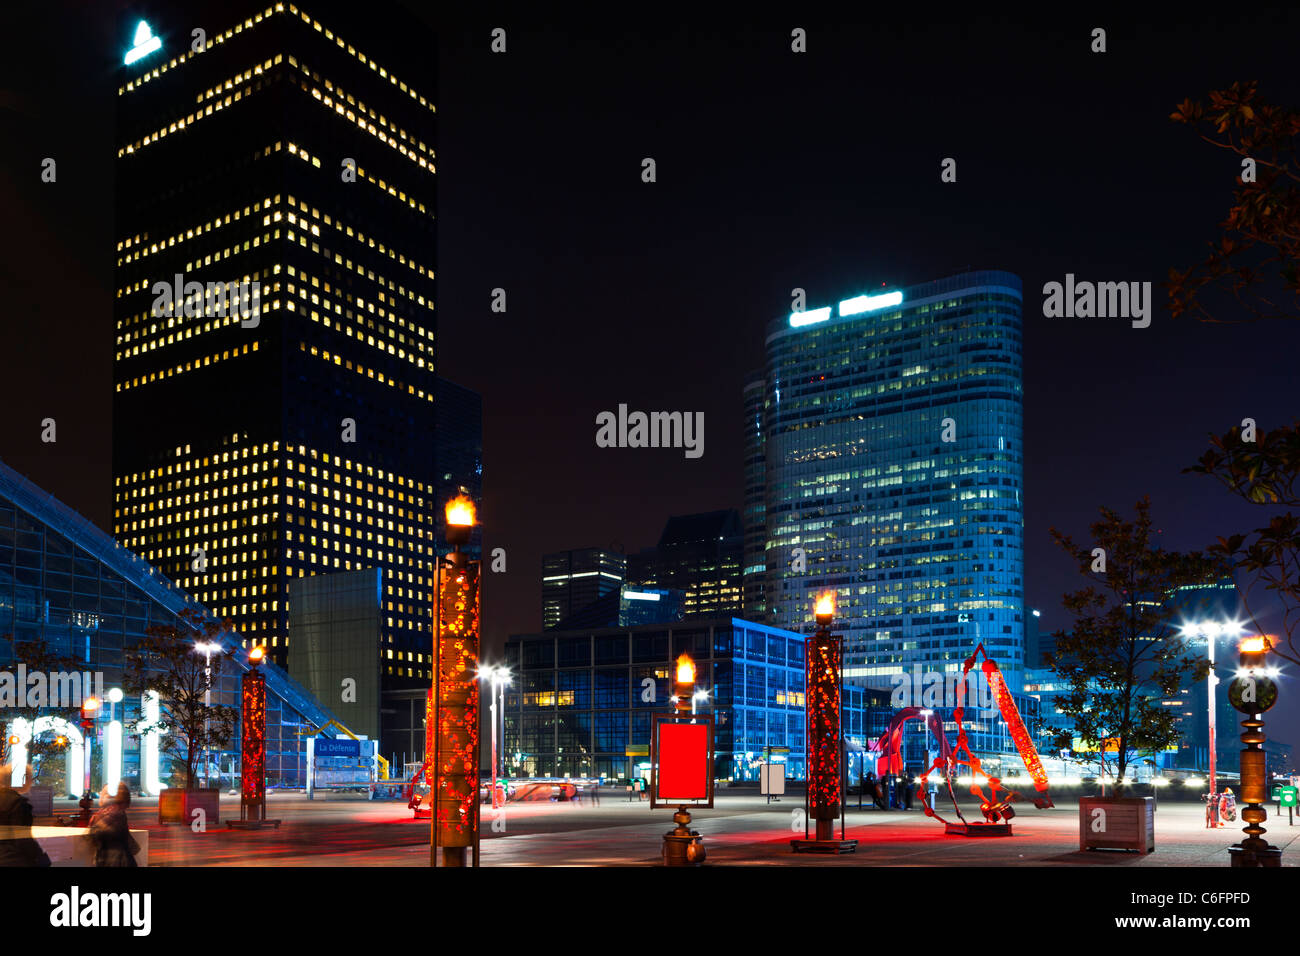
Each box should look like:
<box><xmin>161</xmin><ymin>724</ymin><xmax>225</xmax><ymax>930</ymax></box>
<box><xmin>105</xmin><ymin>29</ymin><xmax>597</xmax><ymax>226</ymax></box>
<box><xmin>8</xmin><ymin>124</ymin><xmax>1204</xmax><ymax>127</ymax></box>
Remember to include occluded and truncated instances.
<box><xmin>807</xmin><ymin>614</ymin><xmax>842</xmax><ymax>840</ymax></box>
<box><xmin>241</xmin><ymin>657</ymin><xmax>267</xmax><ymax>823</ymax></box>
<box><xmin>431</xmin><ymin>495</ymin><xmax>481</xmax><ymax>867</ymax></box>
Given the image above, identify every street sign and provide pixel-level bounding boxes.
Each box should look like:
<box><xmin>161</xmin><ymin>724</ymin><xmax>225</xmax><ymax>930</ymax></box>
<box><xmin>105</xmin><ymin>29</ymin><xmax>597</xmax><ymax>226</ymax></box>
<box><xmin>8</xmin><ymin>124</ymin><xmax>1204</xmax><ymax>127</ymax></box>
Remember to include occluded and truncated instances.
<box><xmin>650</xmin><ymin>715</ymin><xmax>714</xmax><ymax>809</ymax></box>
<box><xmin>625</xmin><ymin>744</ymin><xmax>649</xmax><ymax>757</ymax></box>
<box><xmin>760</xmin><ymin>762</ymin><xmax>786</xmax><ymax>796</ymax></box>
<box><xmin>1277</xmin><ymin>785</ymin><xmax>1298</xmax><ymax>808</ymax></box>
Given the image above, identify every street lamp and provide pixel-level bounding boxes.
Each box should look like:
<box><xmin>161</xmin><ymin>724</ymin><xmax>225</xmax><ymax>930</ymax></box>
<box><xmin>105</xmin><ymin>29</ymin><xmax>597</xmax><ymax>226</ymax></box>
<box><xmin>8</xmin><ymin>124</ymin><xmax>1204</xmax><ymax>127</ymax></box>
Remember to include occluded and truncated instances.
<box><xmin>477</xmin><ymin>664</ymin><xmax>512</xmax><ymax>809</ymax></box>
<box><xmin>194</xmin><ymin>640</ymin><xmax>222</xmax><ymax>789</ymax></box>
<box><xmin>793</xmin><ymin>591</ymin><xmax>856</xmax><ymax>853</ymax></box>
<box><xmin>432</xmin><ymin>493</ymin><xmax>482</xmax><ymax>868</ymax></box>
<box><xmin>1181</xmin><ymin>619</ymin><xmax>1243</xmax><ymax>824</ymax></box>
<box><xmin>1227</xmin><ymin>635</ymin><xmax>1281</xmax><ymax>866</ymax></box>
<box><xmin>78</xmin><ymin>696</ymin><xmax>101</xmax><ymax>823</ymax></box>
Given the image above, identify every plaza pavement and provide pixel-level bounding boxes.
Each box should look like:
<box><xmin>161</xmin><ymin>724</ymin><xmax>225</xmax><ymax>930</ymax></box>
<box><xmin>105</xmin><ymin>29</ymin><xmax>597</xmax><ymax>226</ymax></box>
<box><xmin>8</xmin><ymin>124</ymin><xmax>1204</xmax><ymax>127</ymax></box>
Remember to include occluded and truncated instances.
<box><xmin>57</xmin><ymin>789</ymin><xmax>1300</xmax><ymax>866</ymax></box>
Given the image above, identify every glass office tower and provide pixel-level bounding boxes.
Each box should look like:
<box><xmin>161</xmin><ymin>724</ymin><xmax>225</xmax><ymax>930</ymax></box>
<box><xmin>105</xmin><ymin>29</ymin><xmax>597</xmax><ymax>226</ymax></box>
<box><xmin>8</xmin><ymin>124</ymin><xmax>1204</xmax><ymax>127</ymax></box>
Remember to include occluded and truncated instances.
<box><xmin>111</xmin><ymin>2</ymin><xmax>438</xmax><ymax>678</ymax></box>
<box><xmin>0</xmin><ymin>457</ymin><xmax>338</xmax><ymax>790</ymax></box>
<box><xmin>762</xmin><ymin>271</ymin><xmax>1025</xmax><ymax>691</ymax></box>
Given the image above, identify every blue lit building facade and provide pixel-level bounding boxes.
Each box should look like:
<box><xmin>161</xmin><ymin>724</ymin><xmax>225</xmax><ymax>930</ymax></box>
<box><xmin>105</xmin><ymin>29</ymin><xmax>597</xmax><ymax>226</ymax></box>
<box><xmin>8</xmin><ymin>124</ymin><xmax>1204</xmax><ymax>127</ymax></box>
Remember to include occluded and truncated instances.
<box><xmin>503</xmin><ymin>617</ymin><xmax>874</xmax><ymax>782</ymax></box>
<box><xmin>0</xmin><ymin>459</ymin><xmax>341</xmax><ymax>792</ymax></box>
<box><xmin>761</xmin><ymin>271</ymin><xmax>1026</xmax><ymax>693</ymax></box>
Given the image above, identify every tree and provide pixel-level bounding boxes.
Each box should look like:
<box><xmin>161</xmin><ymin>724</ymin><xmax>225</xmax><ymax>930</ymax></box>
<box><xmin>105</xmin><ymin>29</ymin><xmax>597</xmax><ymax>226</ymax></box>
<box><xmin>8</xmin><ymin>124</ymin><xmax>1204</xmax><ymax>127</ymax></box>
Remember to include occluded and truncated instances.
<box><xmin>1</xmin><ymin>635</ymin><xmax>82</xmax><ymax>782</ymax></box>
<box><xmin>123</xmin><ymin>609</ymin><xmax>238</xmax><ymax>789</ymax></box>
<box><xmin>1168</xmin><ymin>81</ymin><xmax>1300</xmax><ymax>324</ymax></box>
<box><xmin>1047</xmin><ymin>498</ymin><xmax>1226</xmax><ymax>795</ymax></box>
<box><xmin>1187</xmin><ymin>419</ymin><xmax>1300</xmax><ymax>668</ymax></box>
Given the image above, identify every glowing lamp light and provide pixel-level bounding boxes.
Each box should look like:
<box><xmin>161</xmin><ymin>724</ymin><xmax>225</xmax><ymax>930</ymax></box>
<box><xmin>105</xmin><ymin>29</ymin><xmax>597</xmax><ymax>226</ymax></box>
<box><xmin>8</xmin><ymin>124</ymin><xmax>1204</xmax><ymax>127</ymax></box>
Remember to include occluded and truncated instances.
<box><xmin>124</xmin><ymin>20</ymin><xmax>162</xmax><ymax>66</ymax></box>
<box><xmin>82</xmin><ymin>696</ymin><xmax>101</xmax><ymax>716</ymax></box>
<box><xmin>7</xmin><ymin>735</ymin><xmax>18</xmax><ymax>747</ymax></box>
<box><xmin>676</xmin><ymin>654</ymin><xmax>696</xmax><ymax>686</ymax></box>
<box><xmin>248</xmin><ymin>645</ymin><xmax>266</xmax><ymax>665</ymax></box>
<box><xmin>815</xmin><ymin>592</ymin><xmax>835</xmax><ymax>625</ymax></box>
<box><xmin>445</xmin><ymin>495</ymin><xmax>476</xmax><ymax>528</ymax></box>
<box><xmin>107</xmin><ymin>688</ymin><xmax>124</xmax><ymax>704</ymax></box>
<box><xmin>1240</xmin><ymin>636</ymin><xmax>1267</xmax><ymax>654</ymax></box>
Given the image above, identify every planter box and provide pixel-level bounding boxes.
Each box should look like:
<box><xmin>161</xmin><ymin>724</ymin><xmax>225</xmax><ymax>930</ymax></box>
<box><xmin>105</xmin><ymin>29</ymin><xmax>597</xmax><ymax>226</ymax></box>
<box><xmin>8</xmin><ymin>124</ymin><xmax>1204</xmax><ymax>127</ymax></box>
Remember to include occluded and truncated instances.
<box><xmin>158</xmin><ymin>788</ymin><xmax>221</xmax><ymax>826</ymax></box>
<box><xmin>32</xmin><ymin>825</ymin><xmax>149</xmax><ymax>866</ymax></box>
<box><xmin>1080</xmin><ymin>796</ymin><xmax>1154</xmax><ymax>853</ymax></box>
<box><xmin>24</xmin><ymin>785</ymin><xmax>54</xmax><ymax>817</ymax></box>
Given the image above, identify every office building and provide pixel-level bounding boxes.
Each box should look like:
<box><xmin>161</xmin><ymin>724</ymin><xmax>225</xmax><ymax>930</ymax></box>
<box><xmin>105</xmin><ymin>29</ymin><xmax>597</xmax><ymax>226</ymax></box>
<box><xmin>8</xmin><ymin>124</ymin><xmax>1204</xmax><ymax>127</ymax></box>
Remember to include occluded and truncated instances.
<box><xmin>742</xmin><ymin>372</ymin><xmax>768</xmax><ymax>619</ymax></box>
<box><xmin>542</xmin><ymin>548</ymin><xmax>626</xmax><ymax>630</ymax></box>
<box><xmin>111</xmin><ymin>2</ymin><xmax>439</xmax><ymax>673</ymax></box>
<box><xmin>0</xmin><ymin>458</ymin><xmax>337</xmax><ymax>790</ymax></box>
<box><xmin>760</xmin><ymin>271</ymin><xmax>1025</xmax><ymax>690</ymax></box>
<box><xmin>504</xmin><ymin>617</ymin><xmax>875</xmax><ymax>781</ymax></box>
<box><xmin>627</xmin><ymin>510</ymin><xmax>744</xmax><ymax>619</ymax></box>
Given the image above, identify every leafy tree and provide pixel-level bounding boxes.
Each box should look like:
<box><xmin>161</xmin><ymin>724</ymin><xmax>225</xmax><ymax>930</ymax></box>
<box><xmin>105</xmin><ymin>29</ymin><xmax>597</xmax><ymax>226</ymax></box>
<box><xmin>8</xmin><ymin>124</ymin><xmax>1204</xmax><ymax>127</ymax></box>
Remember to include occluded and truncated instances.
<box><xmin>123</xmin><ymin>609</ymin><xmax>238</xmax><ymax>789</ymax></box>
<box><xmin>1168</xmin><ymin>81</ymin><xmax>1300</xmax><ymax>324</ymax></box>
<box><xmin>1048</xmin><ymin>498</ymin><xmax>1225</xmax><ymax>795</ymax></box>
<box><xmin>1187</xmin><ymin>420</ymin><xmax>1300</xmax><ymax>667</ymax></box>
<box><xmin>1</xmin><ymin>635</ymin><xmax>82</xmax><ymax>782</ymax></box>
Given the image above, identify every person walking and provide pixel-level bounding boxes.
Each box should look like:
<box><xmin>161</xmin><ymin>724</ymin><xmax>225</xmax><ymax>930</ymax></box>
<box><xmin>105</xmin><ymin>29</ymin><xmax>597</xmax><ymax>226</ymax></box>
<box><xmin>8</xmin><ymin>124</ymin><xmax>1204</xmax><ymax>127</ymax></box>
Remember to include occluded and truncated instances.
<box><xmin>86</xmin><ymin>783</ymin><xmax>138</xmax><ymax>867</ymax></box>
<box><xmin>0</xmin><ymin>764</ymin><xmax>51</xmax><ymax>867</ymax></box>
<box><xmin>590</xmin><ymin>780</ymin><xmax>600</xmax><ymax>806</ymax></box>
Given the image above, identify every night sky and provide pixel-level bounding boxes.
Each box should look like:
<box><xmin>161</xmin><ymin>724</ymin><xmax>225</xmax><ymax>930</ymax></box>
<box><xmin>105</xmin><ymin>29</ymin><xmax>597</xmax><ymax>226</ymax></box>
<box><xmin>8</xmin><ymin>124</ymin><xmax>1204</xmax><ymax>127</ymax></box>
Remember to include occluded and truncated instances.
<box><xmin>3</xmin><ymin>5</ymin><xmax>1299</xmax><ymax>735</ymax></box>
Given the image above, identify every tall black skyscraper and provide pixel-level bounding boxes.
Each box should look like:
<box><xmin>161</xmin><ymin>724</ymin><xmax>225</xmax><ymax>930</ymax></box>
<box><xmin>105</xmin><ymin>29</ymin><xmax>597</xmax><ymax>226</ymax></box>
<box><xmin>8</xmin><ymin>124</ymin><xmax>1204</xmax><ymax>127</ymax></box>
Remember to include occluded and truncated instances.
<box><xmin>112</xmin><ymin>1</ymin><xmax>438</xmax><ymax>678</ymax></box>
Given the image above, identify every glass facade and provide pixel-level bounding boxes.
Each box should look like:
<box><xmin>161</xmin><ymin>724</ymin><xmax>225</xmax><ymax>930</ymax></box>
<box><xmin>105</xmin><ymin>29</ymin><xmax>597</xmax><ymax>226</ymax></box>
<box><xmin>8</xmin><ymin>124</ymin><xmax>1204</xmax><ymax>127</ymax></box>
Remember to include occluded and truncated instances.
<box><xmin>761</xmin><ymin>271</ymin><xmax>1026</xmax><ymax>692</ymax></box>
<box><xmin>0</xmin><ymin>458</ymin><xmax>339</xmax><ymax>790</ymax></box>
<box><xmin>541</xmin><ymin>548</ymin><xmax>627</xmax><ymax>631</ymax></box>
<box><xmin>503</xmin><ymin>617</ymin><xmax>870</xmax><ymax>782</ymax></box>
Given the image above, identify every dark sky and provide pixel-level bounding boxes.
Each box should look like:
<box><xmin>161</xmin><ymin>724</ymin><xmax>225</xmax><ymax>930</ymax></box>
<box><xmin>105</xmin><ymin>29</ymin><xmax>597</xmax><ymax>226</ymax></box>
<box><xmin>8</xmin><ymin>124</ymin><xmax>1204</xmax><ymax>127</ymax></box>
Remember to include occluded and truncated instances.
<box><xmin>3</xmin><ymin>5</ymin><xmax>1300</xmax><ymax>738</ymax></box>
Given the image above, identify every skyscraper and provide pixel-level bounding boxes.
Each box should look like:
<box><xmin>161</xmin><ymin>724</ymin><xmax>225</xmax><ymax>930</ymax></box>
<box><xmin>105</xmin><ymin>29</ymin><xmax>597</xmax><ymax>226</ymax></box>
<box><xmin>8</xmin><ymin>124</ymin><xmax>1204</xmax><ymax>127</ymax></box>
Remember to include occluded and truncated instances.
<box><xmin>742</xmin><ymin>372</ymin><xmax>768</xmax><ymax>620</ymax></box>
<box><xmin>111</xmin><ymin>2</ymin><xmax>438</xmax><ymax>674</ymax></box>
<box><xmin>627</xmin><ymin>510</ymin><xmax>744</xmax><ymax>619</ymax></box>
<box><xmin>541</xmin><ymin>548</ymin><xmax>626</xmax><ymax>630</ymax></box>
<box><xmin>760</xmin><ymin>271</ymin><xmax>1025</xmax><ymax>691</ymax></box>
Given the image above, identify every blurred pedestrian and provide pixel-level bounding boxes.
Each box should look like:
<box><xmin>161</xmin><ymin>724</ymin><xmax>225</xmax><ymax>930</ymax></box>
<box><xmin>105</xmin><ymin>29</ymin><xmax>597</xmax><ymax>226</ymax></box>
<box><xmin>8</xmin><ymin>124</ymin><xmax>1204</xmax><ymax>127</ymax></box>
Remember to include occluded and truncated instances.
<box><xmin>86</xmin><ymin>783</ymin><xmax>138</xmax><ymax>867</ymax></box>
<box><xmin>0</xmin><ymin>764</ymin><xmax>51</xmax><ymax>867</ymax></box>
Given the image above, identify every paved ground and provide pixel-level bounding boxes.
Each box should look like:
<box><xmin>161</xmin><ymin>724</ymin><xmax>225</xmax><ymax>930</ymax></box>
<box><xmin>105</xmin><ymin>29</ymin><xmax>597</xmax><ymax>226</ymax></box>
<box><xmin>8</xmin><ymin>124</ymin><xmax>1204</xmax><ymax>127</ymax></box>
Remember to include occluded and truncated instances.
<box><xmin>50</xmin><ymin>790</ymin><xmax>1300</xmax><ymax>866</ymax></box>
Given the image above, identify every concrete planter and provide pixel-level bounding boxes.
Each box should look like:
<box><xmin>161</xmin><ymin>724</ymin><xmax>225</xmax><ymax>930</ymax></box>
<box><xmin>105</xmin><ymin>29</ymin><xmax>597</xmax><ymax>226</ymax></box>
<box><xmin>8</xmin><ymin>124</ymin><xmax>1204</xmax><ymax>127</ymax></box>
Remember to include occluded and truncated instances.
<box><xmin>25</xmin><ymin>785</ymin><xmax>54</xmax><ymax>817</ymax></box>
<box><xmin>1079</xmin><ymin>796</ymin><xmax>1154</xmax><ymax>853</ymax></box>
<box><xmin>158</xmin><ymin>788</ymin><xmax>221</xmax><ymax>826</ymax></box>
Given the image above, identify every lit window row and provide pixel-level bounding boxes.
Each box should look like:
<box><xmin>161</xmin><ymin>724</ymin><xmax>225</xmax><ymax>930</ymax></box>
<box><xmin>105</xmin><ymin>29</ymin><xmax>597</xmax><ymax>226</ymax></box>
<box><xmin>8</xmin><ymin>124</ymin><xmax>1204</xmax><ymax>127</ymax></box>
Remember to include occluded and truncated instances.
<box><xmin>119</xmin><ymin>63</ymin><xmax>281</xmax><ymax>156</ymax></box>
<box><xmin>115</xmin><ymin>341</ymin><xmax>259</xmax><ymax>392</ymax></box>
<box><xmin>290</xmin><ymin>60</ymin><xmax>433</xmax><ymax>167</ymax></box>
<box><xmin>301</xmin><ymin>341</ymin><xmax>433</xmax><ymax>402</ymax></box>
<box><xmin>286</xmin><ymin>140</ymin><xmax>429</xmax><ymax>216</ymax></box>
<box><xmin>117</xmin><ymin>196</ymin><xmax>264</xmax><ymax>261</ymax></box>
<box><xmin>120</xmin><ymin>4</ymin><xmax>436</xmax><ymax>120</ymax></box>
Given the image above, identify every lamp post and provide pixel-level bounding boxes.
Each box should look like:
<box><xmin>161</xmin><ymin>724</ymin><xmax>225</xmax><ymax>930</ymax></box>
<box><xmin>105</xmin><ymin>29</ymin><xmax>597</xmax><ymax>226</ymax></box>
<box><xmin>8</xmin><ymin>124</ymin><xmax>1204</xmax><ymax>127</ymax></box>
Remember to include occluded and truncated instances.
<box><xmin>1182</xmin><ymin>620</ymin><xmax>1242</xmax><ymax>825</ymax></box>
<box><xmin>792</xmin><ymin>592</ymin><xmax>857</xmax><ymax>853</ymax></box>
<box><xmin>194</xmin><ymin>640</ymin><xmax>221</xmax><ymax>789</ymax></box>
<box><xmin>431</xmin><ymin>494</ymin><xmax>481</xmax><ymax>867</ymax></box>
<box><xmin>661</xmin><ymin>652</ymin><xmax>707</xmax><ymax>866</ymax></box>
<box><xmin>1227</xmin><ymin>635</ymin><xmax>1282</xmax><ymax>867</ymax></box>
<box><xmin>478</xmin><ymin>664</ymin><xmax>511</xmax><ymax>810</ymax></box>
<box><xmin>78</xmin><ymin>696</ymin><xmax>101</xmax><ymax>823</ymax></box>
<box><xmin>229</xmin><ymin>645</ymin><xmax>278</xmax><ymax>829</ymax></box>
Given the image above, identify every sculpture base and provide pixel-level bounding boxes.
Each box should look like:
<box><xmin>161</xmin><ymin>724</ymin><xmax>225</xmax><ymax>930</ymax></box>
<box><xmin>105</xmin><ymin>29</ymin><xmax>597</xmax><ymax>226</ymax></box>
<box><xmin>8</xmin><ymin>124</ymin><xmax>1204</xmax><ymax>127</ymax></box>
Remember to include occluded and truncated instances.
<box><xmin>1229</xmin><ymin>843</ymin><xmax>1282</xmax><ymax>867</ymax></box>
<box><xmin>945</xmin><ymin>822</ymin><xmax>1012</xmax><ymax>837</ymax></box>
<box><xmin>663</xmin><ymin>832</ymin><xmax>705</xmax><ymax>866</ymax></box>
<box><xmin>790</xmin><ymin>838</ymin><xmax>859</xmax><ymax>853</ymax></box>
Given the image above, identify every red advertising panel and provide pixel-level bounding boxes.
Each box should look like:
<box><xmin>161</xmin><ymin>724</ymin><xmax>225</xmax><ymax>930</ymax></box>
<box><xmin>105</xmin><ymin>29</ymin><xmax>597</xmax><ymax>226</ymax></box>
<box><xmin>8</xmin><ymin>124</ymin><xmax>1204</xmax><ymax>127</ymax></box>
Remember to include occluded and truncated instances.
<box><xmin>653</xmin><ymin>718</ymin><xmax>713</xmax><ymax>806</ymax></box>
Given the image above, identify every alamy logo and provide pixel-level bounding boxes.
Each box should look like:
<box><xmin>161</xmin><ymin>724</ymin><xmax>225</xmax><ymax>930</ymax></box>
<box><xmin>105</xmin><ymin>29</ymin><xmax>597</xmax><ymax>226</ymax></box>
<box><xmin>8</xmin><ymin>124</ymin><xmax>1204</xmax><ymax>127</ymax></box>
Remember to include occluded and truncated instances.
<box><xmin>595</xmin><ymin>404</ymin><xmax>704</xmax><ymax>459</ymax></box>
<box><xmin>0</xmin><ymin>668</ymin><xmax>105</xmax><ymax>709</ymax></box>
<box><xmin>889</xmin><ymin>666</ymin><xmax>994</xmax><ymax>711</ymax></box>
<box><xmin>151</xmin><ymin>273</ymin><xmax>261</xmax><ymax>327</ymax></box>
<box><xmin>49</xmin><ymin>887</ymin><xmax>151</xmax><ymax>937</ymax></box>
<box><xmin>1042</xmin><ymin>274</ymin><xmax>1152</xmax><ymax>328</ymax></box>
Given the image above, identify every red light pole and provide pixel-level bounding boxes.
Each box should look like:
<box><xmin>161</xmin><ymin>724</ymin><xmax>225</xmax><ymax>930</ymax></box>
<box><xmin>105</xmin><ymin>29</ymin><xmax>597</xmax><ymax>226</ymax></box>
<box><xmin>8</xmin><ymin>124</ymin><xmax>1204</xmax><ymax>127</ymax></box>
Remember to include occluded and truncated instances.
<box><xmin>230</xmin><ymin>645</ymin><xmax>279</xmax><ymax>829</ymax></box>
<box><xmin>431</xmin><ymin>494</ymin><xmax>481</xmax><ymax>867</ymax></box>
<box><xmin>792</xmin><ymin>593</ymin><xmax>857</xmax><ymax>853</ymax></box>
